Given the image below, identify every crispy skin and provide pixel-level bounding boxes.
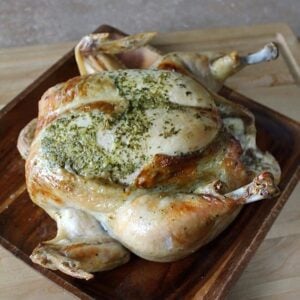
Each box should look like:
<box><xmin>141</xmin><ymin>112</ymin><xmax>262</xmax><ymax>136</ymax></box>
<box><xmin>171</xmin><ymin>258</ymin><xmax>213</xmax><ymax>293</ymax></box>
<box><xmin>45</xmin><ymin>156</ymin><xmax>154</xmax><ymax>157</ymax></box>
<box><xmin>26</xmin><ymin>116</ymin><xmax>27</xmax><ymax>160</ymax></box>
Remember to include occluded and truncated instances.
<box><xmin>135</xmin><ymin>153</ymin><xmax>200</xmax><ymax>188</ymax></box>
<box><xmin>136</xmin><ymin>131</ymin><xmax>249</xmax><ymax>192</ymax></box>
<box><xmin>156</xmin><ymin>59</ymin><xmax>191</xmax><ymax>75</ymax></box>
<box><xmin>36</xmin><ymin>76</ymin><xmax>119</xmax><ymax>133</ymax></box>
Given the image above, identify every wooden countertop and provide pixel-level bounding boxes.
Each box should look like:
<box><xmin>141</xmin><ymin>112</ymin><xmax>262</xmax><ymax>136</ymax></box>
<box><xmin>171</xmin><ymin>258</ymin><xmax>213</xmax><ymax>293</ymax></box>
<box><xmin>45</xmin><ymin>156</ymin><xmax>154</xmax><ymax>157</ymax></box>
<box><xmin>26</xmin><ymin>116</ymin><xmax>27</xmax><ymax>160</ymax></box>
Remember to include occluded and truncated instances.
<box><xmin>0</xmin><ymin>24</ymin><xmax>299</xmax><ymax>299</ymax></box>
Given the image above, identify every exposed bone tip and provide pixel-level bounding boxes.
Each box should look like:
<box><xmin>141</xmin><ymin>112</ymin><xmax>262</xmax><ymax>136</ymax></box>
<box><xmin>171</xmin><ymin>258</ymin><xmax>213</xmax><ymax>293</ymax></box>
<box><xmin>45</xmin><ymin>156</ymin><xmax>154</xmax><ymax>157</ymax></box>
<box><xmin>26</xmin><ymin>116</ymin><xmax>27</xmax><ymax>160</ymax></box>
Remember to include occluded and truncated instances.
<box><xmin>224</xmin><ymin>171</ymin><xmax>280</xmax><ymax>204</ymax></box>
<box><xmin>245</xmin><ymin>171</ymin><xmax>280</xmax><ymax>203</ymax></box>
<box><xmin>242</xmin><ymin>42</ymin><xmax>279</xmax><ymax>65</ymax></box>
<box><xmin>263</xmin><ymin>42</ymin><xmax>279</xmax><ymax>60</ymax></box>
<box><xmin>255</xmin><ymin>171</ymin><xmax>280</xmax><ymax>197</ymax></box>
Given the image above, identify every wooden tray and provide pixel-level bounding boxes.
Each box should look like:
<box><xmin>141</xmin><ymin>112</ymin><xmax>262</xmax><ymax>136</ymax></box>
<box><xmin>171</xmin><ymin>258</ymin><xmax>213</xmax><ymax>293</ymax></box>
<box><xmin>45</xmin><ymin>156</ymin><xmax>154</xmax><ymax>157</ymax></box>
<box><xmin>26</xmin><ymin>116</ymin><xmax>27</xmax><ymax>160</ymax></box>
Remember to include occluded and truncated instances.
<box><xmin>0</xmin><ymin>25</ymin><xmax>299</xmax><ymax>300</ymax></box>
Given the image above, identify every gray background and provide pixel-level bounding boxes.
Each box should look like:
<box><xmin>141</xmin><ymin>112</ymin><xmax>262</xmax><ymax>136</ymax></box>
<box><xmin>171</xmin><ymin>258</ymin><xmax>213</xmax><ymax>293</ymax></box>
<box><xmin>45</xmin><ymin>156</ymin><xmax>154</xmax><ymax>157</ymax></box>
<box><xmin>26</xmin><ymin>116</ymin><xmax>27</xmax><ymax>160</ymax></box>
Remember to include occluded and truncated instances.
<box><xmin>0</xmin><ymin>0</ymin><xmax>299</xmax><ymax>48</ymax></box>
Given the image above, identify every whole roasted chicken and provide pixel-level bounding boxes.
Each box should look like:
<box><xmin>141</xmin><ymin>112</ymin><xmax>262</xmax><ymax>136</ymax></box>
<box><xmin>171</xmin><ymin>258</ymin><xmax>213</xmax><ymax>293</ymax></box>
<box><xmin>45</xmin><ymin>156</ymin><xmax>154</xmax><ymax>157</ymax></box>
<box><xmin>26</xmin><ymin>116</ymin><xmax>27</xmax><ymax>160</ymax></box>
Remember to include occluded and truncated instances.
<box><xmin>18</xmin><ymin>31</ymin><xmax>281</xmax><ymax>279</ymax></box>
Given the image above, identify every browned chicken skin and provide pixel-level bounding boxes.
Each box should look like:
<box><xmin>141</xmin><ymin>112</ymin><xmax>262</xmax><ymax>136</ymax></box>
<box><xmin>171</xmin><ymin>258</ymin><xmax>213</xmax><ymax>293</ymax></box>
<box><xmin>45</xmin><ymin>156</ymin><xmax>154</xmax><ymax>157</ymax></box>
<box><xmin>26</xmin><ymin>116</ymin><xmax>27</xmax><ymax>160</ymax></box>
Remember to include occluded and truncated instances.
<box><xmin>18</xmin><ymin>31</ymin><xmax>280</xmax><ymax>279</ymax></box>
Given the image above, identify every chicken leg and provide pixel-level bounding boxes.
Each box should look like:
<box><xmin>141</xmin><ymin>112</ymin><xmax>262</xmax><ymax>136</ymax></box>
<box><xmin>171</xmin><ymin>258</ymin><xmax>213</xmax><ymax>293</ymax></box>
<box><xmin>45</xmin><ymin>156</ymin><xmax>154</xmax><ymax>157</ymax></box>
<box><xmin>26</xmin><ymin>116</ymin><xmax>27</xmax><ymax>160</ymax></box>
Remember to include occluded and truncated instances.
<box><xmin>75</xmin><ymin>31</ymin><xmax>278</xmax><ymax>92</ymax></box>
<box><xmin>102</xmin><ymin>172</ymin><xmax>278</xmax><ymax>262</ymax></box>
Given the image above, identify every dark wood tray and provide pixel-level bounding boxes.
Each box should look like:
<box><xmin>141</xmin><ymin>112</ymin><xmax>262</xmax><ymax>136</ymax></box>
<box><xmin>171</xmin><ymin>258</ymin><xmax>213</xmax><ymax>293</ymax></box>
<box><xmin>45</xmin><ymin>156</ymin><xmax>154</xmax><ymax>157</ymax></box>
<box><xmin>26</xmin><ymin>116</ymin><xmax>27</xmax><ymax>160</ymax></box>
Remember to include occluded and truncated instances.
<box><xmin>0</xmin><ymin>25</ymin><xmax>299</xmax><ymax>300</ymax></box>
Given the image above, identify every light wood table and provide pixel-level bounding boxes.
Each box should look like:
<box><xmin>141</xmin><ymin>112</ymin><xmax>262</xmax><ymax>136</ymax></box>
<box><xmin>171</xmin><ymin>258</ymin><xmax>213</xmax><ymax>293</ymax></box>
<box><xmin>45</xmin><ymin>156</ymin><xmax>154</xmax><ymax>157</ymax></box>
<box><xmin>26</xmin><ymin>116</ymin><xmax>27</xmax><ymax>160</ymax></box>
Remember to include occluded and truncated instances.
<box><xmin>0</xmin><ymin>26</ymin><xmax>299</xmax><ymax>299</ymax></box>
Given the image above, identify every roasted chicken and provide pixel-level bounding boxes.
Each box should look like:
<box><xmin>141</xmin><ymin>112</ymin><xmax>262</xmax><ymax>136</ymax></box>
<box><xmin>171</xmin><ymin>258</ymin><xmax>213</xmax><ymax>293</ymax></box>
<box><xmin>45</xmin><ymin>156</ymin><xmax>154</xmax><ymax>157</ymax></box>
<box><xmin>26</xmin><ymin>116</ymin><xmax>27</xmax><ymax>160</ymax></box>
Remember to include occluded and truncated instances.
<box><xmin>17</xmin><ymin>31</ymin><xmax>280</xmax><ymax>279</ymax></box>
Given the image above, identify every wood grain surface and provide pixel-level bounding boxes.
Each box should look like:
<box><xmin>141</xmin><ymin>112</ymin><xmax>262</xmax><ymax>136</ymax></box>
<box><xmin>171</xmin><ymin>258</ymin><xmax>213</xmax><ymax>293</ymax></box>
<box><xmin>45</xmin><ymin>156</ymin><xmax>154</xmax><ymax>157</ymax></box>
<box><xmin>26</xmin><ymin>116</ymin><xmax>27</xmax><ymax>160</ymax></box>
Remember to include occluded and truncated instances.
<box><xmin>0</xmin><ymin>23</ymin><xmax>299</xmax><ymax>299</ymax></box>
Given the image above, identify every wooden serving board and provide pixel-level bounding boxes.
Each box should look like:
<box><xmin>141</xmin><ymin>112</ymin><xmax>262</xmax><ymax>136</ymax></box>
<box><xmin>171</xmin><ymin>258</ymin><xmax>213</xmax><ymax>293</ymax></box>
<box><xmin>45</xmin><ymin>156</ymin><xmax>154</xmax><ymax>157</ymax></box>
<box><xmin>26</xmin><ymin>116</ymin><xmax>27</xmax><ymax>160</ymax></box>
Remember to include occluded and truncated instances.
<box><xmin>0</xmin><ymin>23</ymin><xmax>299</xmax><ymax>300</ymax></box>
